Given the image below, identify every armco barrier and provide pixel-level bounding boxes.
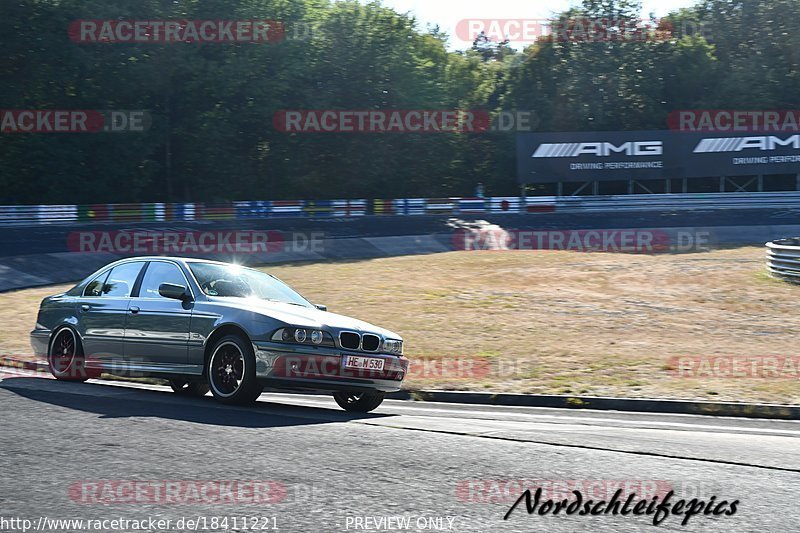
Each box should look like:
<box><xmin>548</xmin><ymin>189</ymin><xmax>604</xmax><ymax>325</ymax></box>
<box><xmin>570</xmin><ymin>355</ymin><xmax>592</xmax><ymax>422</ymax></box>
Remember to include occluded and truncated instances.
<box><xmin>1</xmin><ymin>191</ymin><xmax>800</xmax><ymax>226</ymax></box>
<box><xmin>555</xmin><ymin>191</ymin><xmax>800</xmax><ymax>212</ymax></box>
<box><xmin>766</xmin><ymin>238</ymin><xmax>800</xmax><ymax>282</ymax></box>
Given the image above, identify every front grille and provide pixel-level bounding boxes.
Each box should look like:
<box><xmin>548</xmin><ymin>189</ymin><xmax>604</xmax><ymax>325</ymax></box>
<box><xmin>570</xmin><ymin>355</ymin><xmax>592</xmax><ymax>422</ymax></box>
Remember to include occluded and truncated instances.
<box><xmin>361</xmin><ymin>334</ymin><xmax>380</xmax><ymax>352</ymax></box>
<box><xmin>340</xmin><ymin>332</ymin><xmax>360</xmax><ymax>350</ymax></box>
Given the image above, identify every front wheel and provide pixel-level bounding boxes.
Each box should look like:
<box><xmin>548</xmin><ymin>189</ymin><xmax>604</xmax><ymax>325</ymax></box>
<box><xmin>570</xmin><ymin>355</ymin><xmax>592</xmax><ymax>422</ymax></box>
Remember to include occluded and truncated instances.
<box><xmin>333</xmin><ymin>391</ymin><xmax>385</xmax><ymax>412</ymax></box>
<box><xmin>169</xmin><ymin>378</ymin><xmax>211</xmax><ymax>397</ymax></box>
<box><xmin>207</xmin><ymin>335</ymin><xmax>262</xmax><ymax>405</ymax></box>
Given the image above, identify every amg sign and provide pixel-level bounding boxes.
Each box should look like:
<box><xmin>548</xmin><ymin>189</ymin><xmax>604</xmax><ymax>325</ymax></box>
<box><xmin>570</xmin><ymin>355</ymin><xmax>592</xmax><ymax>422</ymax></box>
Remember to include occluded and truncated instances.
<box><xmin>517</xmin><ymin>130</ymin><xmax>800</xmax><ymax>183</ymax></box>
<box><xmin>684</xmin><ymin>133</ymin><xmax>800</xmax><ymax>177</ymax></box>
<box><xmin>518</xmin><ymin>131</ymin><xmax>672</xmax><ymax>183</ymax></box>
<box><xmin>533</xmin><ymin>141</ymin><xmax>663</xmax><ymax>158</ymax></box>
<box><xmin>693</xmin><ymin>135</ymin><xmax>800</xmax><ymax>153</ymax></box>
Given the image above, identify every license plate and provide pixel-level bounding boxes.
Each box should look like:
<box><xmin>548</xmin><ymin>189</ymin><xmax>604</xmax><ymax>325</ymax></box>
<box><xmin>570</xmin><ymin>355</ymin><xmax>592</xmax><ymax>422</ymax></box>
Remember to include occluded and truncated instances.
<box><xmin>343</xmin><ymin>355</ymin><xmax>385</xmax><ymax>371</ymax></box>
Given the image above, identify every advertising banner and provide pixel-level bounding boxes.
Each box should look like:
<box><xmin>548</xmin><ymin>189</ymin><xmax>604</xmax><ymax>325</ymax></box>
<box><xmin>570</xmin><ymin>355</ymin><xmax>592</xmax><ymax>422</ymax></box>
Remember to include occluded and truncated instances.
<box><xmin>517</xmin><ymin>130</ymin><xmax>800</xmax><ymax>182</ymax></box>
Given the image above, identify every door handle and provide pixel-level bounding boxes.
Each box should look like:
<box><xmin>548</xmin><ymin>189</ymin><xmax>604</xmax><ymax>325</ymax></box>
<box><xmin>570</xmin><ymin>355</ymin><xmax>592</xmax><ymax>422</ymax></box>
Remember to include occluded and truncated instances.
<box><xmin>80</xmin><ymin>304</ymin><xmax>90</xmax><ymax>312</ymax></box>
<box><xmin>129</xmin><ymin>306</ymin><xmax>140</xmax><ymax>314</ymax></box>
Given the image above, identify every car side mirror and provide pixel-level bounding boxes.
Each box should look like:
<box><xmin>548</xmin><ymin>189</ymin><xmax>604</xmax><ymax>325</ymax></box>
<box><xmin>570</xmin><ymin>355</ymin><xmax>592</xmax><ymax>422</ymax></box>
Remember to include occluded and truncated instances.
<box><xmin>314</xmin><ymin>303</ymin><xmax>327</xmax><ymax>311</ymax></box>
<box><xmin>159</xmin><ymin>283</ymin><xmax>190</xmax><ymax>301</ymax></box>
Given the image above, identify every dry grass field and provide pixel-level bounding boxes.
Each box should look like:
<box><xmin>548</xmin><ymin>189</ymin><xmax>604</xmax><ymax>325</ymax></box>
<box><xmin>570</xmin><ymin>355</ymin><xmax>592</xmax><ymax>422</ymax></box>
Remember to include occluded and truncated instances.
<box><xmin>3</xmin><ymin>247</ymin><xmax>800</xmax><ymax>403</ymax></box>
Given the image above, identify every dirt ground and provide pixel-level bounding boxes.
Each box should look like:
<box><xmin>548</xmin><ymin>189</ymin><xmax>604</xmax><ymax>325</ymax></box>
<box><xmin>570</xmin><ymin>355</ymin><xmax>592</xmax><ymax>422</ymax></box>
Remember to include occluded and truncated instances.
<box><xmin>3</xmin><ymin>247</ymin><xmax>800</xmax><ymax>403</ymax></box>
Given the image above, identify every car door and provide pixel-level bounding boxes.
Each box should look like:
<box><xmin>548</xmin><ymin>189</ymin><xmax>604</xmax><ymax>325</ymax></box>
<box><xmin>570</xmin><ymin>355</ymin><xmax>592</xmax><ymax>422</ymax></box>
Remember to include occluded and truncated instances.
<box><xmin>77</xmin><ymin>261</ymin><xmax>145</xmax><ymax>367</ymax></box>
<box><xmin>123</xmin><ymin>260</ymin><xmax>194</xmax><ymax>371</ymax></box>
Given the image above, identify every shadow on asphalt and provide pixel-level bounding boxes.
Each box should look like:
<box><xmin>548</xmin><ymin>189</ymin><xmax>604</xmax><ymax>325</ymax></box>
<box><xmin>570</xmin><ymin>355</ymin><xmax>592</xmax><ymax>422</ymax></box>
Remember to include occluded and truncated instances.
<box><xmin>0</xmin><ymin>377</ymin><xmax>393</xmax><ymax>428</ymax></box>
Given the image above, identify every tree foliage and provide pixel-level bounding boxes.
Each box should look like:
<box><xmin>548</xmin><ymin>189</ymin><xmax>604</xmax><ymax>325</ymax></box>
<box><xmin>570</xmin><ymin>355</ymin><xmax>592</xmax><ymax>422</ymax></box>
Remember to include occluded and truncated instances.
<box><xmin>0</xmin><ymin>0</ymin><xmax>796</xmax><ymax>202</ymax></box>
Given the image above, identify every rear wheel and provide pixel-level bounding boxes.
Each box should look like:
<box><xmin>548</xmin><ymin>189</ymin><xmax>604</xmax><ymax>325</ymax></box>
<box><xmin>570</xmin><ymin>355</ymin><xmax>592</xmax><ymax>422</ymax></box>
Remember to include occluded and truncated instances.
<box><xmin>48</xmin><ymin>327</ymin><xmax>91</xmax><ymax>382</ymax></box>
<box><xmin>333</xmin><ymin>391</ymin><xmax>385</xmax><ymax>412</ymax></box>
<box><xmin>169</xmin><ymin>378</ymin><xmax>210</xmax><ymax>397</ymax></box>
<box><xmin>207</xmin><ymin>335</ymin><xmax>262</xmax><ymax>405</ymax></box>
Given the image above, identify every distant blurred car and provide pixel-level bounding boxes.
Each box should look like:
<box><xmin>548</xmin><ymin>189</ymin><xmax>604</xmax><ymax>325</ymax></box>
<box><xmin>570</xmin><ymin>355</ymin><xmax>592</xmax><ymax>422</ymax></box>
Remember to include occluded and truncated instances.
<box><xmin>30</xmin><ymin>257</ymin><xmax>407</xmax><ymax>412</ymax></box>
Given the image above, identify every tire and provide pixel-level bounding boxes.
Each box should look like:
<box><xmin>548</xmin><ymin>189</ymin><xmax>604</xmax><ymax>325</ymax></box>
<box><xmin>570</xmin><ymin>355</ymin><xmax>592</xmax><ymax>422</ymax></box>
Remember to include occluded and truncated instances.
<box><xmin>333</xmin><ymin>391</ymin><xmax>385</xmax><ymax>413</ymax></box>
<box><xmin>169</xmin><ymin>378</ymin><xmax>211</xmax><ymax>397</ymax></box>
<box><xmin>47</xmin><ymin>327</ymin><xmax>92</xmax><ymax>382</ymax></box>
<box><xmin>206</xmin><ymin>334</ymin><xmax>262</xmax><ymax>405</ymax></box>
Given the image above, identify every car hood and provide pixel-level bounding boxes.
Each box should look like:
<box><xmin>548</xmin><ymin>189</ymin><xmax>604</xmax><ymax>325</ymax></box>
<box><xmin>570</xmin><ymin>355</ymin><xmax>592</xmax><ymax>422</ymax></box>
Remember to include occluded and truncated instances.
<box><xmin>209</xmin><ymin>297</ymin><xmax>402</xmax><ymax>339</ymax></box>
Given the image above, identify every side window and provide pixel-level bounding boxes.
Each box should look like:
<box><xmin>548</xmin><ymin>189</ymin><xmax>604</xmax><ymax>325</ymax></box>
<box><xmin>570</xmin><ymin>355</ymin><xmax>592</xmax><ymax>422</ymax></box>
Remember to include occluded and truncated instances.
<box><xmin>101</xmin><ymin>262</ymin><xmax>145</xmax><ymax>298</ymax></box>
<box><xmin>139</xmin><ymin>262</ymin><xmax>188</xmax><ymax>299</ymax></box>
<box><xmin>83</xmin><ymin>271</ymin><xmax>110</xmax><ymax>297</ymax></box>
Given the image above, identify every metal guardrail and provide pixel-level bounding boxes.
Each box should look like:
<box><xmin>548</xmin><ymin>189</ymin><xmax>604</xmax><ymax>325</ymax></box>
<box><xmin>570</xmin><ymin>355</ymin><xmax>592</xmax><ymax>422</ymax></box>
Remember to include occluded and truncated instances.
<box><xmin>556</xmin><ymin>192</ymin><xmax>800</xmax><ymax>212</ymax></box>
<box><xmin>766</xmin><ymin>238</ymin><xmax>800</xmax><ymax>282</ymax></box>
<box><xmin>1</xmin><ymin>191</ymin><xmax>800</xmax><ymax>226</ymax></box>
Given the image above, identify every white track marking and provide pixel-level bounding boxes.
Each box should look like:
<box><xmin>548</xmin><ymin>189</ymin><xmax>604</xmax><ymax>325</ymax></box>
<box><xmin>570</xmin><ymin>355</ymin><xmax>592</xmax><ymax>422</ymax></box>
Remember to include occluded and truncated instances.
<box><xmin>3</xmin><ymin>368</ymin><xmax>799</xmax><ymax>437</ymax></box>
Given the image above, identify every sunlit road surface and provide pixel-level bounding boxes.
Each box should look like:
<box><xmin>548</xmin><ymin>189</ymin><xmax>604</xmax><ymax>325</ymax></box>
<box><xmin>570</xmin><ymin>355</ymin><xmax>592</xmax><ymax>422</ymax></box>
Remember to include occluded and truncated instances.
<box><xmin>0</xmin><ymin>370</ymin><xmax>798</xmax><ymax>532</ymax></box>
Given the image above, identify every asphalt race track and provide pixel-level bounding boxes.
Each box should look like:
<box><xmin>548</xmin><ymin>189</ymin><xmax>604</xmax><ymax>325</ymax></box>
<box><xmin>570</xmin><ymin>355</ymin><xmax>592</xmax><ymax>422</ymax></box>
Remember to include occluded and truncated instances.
<box><xmin>1</xmin><ymin>369</ymin><xmax>798</xmax><ymax>532</ymax></box>
<box><xmin>2</xmin><ymin>207</ymin><xmax>800</xmax><ymax>257</ymax></box>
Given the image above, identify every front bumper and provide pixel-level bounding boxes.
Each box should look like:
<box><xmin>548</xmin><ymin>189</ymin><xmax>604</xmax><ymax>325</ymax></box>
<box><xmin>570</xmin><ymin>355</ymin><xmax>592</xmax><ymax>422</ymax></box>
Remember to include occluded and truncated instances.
<box><xmin>253</xmin><ymin>341</ymin><xmax>408</xmax><ymax>393</ymax></box>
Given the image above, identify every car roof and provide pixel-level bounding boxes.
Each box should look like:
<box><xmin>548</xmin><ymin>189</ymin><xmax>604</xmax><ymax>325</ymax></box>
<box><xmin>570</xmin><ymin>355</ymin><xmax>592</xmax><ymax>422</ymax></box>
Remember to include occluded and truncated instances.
<box><xmin>109</xmin><ymin>256</ymin><xmax>247</xmax><ymax>268</ymax></box>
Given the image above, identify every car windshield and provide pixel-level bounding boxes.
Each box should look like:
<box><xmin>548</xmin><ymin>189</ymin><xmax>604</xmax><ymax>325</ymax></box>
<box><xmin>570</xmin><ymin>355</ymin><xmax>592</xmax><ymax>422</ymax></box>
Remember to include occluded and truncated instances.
<box><xmin>189</xmin><ymin>262</ymin><xmax>312</xmax><ymax>307</ymax></box>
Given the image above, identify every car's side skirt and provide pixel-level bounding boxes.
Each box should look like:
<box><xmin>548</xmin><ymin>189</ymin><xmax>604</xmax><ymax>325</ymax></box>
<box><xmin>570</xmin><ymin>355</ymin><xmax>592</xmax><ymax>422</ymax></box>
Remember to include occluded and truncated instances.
<box><xmin>85</xmin><ymin>361</ymin><xmax>204</xmax><ymax>376</ymax></box>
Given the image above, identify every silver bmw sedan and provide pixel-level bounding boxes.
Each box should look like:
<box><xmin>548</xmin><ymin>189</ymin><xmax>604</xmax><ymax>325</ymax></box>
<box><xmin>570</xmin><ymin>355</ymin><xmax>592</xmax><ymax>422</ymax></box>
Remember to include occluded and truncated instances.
<box><xmin>30</xmin><ymin>257</ymin><xmax>408</xmax><ymax>412</ymax></box>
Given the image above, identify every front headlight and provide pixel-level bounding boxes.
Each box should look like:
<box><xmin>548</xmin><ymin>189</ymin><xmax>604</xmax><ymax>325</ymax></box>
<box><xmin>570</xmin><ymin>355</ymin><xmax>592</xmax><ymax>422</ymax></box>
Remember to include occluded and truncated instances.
<box><xmin>272</xmin><ymin>327</ymin><xmax>334</xmax><ymax>347</ymax></box>
<box><xmin>382</xmin><ymin>339</ymin><xmax>403</xmax><ymax>355</ymax></box>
